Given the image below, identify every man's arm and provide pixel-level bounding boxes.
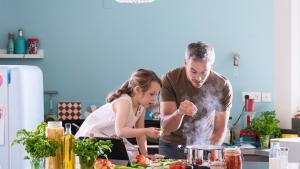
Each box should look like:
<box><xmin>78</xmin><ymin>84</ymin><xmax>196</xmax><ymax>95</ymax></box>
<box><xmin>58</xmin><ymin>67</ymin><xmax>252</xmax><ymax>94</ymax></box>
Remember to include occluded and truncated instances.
<box><xmin>210</xmin><ymin>110</ymin><xmax>230</xmax><ymax>145</ymax></box>
<box><xmin>210</xmin><ymin>79</ymin><xmax>233</xmax><ymax>145</ymax></box>
<box><xmin>160</xmin><ymin>101</ymin><xmax>184</xmax><ymax>133</ymax></box>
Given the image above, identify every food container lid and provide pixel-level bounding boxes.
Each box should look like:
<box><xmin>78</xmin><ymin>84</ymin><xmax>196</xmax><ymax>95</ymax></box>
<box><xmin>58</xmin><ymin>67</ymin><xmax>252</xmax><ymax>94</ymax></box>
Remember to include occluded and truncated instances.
<box><xmin>47</xmin><ymin>121</ymin><xmax>62</xmax><ymax>128</ymax></box>
<box><xmin>27</xmin><ymin>38</ymin><xmax>39</xmax><ymax>42</ymax></box>
<box><xmin>224</xmin><ymin>146</ymin><xmax>241</xmax><ymax>154</ymax></box>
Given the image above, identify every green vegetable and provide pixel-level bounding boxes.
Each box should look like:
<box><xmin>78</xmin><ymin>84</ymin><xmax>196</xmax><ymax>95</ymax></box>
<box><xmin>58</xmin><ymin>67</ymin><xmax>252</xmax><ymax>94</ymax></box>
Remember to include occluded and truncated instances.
<box><xmin>75</xmin><ymin>138</ymin><xmax>112</xmax><ymax>163</ymax></box>
<box><xmin>11</xmin><ymin>122</ymin><xmax>59</xmax><ymax>160</ymax></box>
<box><xmin>249</xmin><ymin>110</ymin><xmax>281</xmax><ymax>137</ymax></box>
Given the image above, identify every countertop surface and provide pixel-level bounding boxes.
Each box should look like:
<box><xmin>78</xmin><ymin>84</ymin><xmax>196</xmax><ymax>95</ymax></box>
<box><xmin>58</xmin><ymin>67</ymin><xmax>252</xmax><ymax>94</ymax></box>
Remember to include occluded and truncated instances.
<box><xmin>241</xmin><ymin>148</ymin><xmax>269</xmax><ymax>156</ymax></box>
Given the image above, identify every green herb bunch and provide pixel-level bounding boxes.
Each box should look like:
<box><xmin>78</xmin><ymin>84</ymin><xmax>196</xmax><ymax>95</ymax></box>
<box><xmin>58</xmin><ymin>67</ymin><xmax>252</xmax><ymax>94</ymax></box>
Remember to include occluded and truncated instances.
<box><xmin>12</xmin><ymin>122</ymin><xmax>59</xmax><ymax>160</ymax></box>
<box><xmin>249</xmin><ymin>110</ymin><xmax>281</xmax><ymax>137</ymax></box>
<box><xmin>75</xmin><ymin>138</ymin><xmax>112</xmax><ymax>163</ymax></box>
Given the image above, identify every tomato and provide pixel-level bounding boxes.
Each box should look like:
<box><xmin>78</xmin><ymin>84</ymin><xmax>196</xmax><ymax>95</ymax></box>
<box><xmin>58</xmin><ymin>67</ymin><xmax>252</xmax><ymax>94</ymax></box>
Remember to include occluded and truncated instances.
<box><xmin>169</xmin><ymin>163</ymin><xmax>181</xmax><ymax>169</ymax></box>
<box><xmin>169</xmin><ymin>162</ymin><xmax>186</xmax><ymax>169</ymax></box>
<box><xmin>136</xmin><ymin>155</ymin><xmax>145</xmax><ymax>160</ymax></box>
<box><xmin>135</xmin><ymin>155</ymin><xmax>150</xmax><ymax>166</ymax></box>
<box><xmin>195</xmin><ymin>159</ymin><xmax>203</xmax><ymax>165</ymax></box>
<box><xmin>94</xmin><ymin>159</ymin><xmax>112</xmax><ymax>169</ymax></box>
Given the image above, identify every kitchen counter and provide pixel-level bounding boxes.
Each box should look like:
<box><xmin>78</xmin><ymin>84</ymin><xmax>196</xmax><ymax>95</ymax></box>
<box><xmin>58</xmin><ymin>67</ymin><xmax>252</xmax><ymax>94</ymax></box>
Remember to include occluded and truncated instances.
<box><xmin>241</xmin><ymin>148</ymin><xmax>269</xmax><ymax>162</ymax></box>
<box><xmin>243</xmin><ymin>162</ymin><xmax>268</xmax><ymax>169</ymax></box>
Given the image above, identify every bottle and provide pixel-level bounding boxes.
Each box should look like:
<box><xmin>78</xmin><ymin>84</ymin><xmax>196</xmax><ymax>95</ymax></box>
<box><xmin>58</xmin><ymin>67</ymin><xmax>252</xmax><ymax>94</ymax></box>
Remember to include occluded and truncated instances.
<box><xmin>280</xmin><ymin>147</ymin><xmax>288</xmax><ymax>169</ymax></box>
<box><xmin>46</xmin><ymin>121</ymin><xmax>64</xmax><ymax>169</ymax></box>
<box><xmin>7</xmin><ymin>32</ymin><xmax>14</xmax><ymax>54</ymax></box>
<box><xmin>228</xmin><ymin>117</ymin><xmax>235</xmax><ymax>145</ymax></box>
<box><xmin>269</xmin><ymin>140</ymin><xmax>281</xmax><ymax>169</ymax></box>
<box><xmin>14</xmin><ymin>29</ymin><xmax>26</xmax><ymax>54</ymax></box>
<box><xmin>63</xmin><ymin>123</ymin><xmax>75</xmax><ymax>169</ymax></box>
<box><xmin>230</xmin><ymin>128</ymin><xmax>235</xmax><ymax>145</ymax></box>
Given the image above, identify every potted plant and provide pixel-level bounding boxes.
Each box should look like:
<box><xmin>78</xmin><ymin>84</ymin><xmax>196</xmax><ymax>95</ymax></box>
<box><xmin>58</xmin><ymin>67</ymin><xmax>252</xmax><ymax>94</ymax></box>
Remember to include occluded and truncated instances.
<box><xmin>12</xmin><ymin>122</ymin><xmax>59</xmax><ymax>169</ymax></box>
<box><xmin>249</xmin><ymin>110</ymin><xmax>280</xmax><ymax>149</ymax></box>
<box><xmin>75</xmin><ymin>138</ymin><xmax>112</xmax><ymax>169</ymax></box>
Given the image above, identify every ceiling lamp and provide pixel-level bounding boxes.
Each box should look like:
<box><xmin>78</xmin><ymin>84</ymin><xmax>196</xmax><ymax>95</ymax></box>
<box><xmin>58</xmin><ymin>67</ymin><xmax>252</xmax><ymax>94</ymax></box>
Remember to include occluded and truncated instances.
<box><xmin>115</xmin><ymin>0</ymin><xmax>155</xmax><ymax>3</ymax></box>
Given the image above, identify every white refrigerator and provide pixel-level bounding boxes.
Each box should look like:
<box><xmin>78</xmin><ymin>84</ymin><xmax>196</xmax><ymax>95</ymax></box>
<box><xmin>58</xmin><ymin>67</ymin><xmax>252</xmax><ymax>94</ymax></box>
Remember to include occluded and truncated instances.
<box><xmin>0</xmin><ymin>65</ymin><xmax>44</xmax><ymax>169</ymax></box>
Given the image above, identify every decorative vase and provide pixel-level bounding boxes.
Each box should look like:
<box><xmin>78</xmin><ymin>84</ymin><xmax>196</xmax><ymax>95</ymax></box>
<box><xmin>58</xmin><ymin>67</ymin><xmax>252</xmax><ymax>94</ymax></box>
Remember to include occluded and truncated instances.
<box><xmin>30</xmin><ymin>158</ymin><xmax>44</xmax><ymax>169</ymax></box>
<box><xmin>259</xmin><ymin>135</ymin><xmax>270</xmax><ymax>149</ymax></box>
<box><xmin>79</xmin><ymin>157</ymin><xmax>95</xmax><ymax>169</ymax></box>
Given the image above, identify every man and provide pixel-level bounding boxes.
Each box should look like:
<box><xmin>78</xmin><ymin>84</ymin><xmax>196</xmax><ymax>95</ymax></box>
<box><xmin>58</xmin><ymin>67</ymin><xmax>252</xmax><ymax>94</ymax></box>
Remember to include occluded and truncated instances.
<box><xmin>159</xmin><ymin>41</ymin><xmax>233</xmax><ymax>159</ymax></box>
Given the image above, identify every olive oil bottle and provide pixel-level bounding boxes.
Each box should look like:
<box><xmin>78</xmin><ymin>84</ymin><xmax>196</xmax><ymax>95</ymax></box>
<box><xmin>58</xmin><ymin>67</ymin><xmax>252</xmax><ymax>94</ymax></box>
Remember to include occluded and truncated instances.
<box><xmin>63</xmin><ymin>123</ymin><xmax>75</xmax><ymax>169</ymax></box>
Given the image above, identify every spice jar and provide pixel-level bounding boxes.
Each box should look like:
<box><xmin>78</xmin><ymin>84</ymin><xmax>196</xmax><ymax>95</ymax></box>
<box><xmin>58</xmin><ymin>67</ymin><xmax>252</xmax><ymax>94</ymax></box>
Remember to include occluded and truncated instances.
<box><xmin>27</xmin><ymin>38</ymin><xmax>39</xmax><ymax>54</ymax></box>
<box><xmin>46</xmin><ymin>121</ymin><xmax>64</xmax><ymax>169</ymax></box>
<box><xmin>224</xmin><ymin>147</ymin><xmax>242</xmax><ymax>169</ymax></box>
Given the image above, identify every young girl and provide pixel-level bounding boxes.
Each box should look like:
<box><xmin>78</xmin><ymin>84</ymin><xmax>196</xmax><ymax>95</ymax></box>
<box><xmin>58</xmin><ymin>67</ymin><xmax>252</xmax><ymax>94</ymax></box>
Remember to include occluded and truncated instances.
<box><xmin>75</xmin><ymin>69</ymin><xmax>161</xmax><ymax>156</ymax></box>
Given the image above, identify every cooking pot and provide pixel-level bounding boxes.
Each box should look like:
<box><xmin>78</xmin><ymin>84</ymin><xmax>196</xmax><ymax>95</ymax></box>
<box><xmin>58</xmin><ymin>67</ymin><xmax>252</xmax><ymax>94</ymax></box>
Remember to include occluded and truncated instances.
<box><xmin>178</xmin><ymin>145</ymin><xmax>224</xmax><ymax>165</ymax></box>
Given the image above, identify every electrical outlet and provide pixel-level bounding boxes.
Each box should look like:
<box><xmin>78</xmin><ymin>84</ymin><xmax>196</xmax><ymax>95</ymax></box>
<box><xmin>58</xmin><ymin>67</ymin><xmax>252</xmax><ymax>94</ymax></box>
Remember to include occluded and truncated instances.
<box><xmin>242</xmin><ymin>92</ymin><xmax>261</xmax><ymax>102</ymax></box>
<box><xmin>262</xmin><ymin>92</ymin><xmax>272</xmax><ymax>102</ymax></box>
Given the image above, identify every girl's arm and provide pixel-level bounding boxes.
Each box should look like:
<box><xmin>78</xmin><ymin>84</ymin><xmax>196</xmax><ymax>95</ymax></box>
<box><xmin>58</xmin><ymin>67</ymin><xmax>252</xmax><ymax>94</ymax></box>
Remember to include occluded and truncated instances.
<box><xmin>135</xmin><ymin>112</ymin><xmax>147</xmax><ymax>155</ymax></box>
<box><xmin>114</xmin><ymin>99</ymin><xmax>147</xmax><ymax>138</ymax></box>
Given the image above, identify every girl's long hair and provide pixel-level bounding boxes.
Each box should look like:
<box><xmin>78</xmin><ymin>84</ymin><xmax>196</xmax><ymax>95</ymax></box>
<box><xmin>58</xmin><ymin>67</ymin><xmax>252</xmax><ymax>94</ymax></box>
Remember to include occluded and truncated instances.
<box><xmin>106</xmin><ymin>69</ymin><xmax>161</xmax><ymax>103</ymax></box>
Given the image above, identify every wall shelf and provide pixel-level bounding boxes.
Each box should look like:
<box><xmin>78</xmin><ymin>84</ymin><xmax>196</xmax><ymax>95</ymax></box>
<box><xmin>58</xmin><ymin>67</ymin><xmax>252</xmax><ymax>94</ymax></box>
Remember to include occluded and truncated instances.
<box><xmin>0</xmin><ymin>49</ymin><xmax>44</xmax><ymax>59</ymax></box>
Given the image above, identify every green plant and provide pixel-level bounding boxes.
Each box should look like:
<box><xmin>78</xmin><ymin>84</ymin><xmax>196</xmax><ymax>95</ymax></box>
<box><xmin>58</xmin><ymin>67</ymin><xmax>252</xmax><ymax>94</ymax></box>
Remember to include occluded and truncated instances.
<box><xmin>75</xmin><ymin>138</ymin><xmax>112</xmax><ymax>168</ymax></box>
<box><xmin>11</xmin><ymin>122</ymin><xmax>59</xmax><ymax>161</ymax></box>
<box><xmin>249</xmin><ymin>110</ymin><xmax>281</xmax><ymax>137</ymax></box>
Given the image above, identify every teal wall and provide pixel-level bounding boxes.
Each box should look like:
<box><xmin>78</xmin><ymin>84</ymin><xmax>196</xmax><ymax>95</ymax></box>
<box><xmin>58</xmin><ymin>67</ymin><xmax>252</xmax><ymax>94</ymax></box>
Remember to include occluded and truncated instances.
<box><xmin>0</xmin><ymin>0</ymin><xmax>274</xmax><ymax>125</ymax></box>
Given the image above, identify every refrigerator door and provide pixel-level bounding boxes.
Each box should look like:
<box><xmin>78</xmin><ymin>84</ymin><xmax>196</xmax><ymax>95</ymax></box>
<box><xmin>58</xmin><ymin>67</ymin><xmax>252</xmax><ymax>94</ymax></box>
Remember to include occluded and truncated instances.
<box><xmin>0</xmin><ymin>67</ymin><xmax>9</xmax><ymax>169</ymax></box>
<box><xmin>0</xmin><ymin>65</ymin><xmax>44</xmax><ymax>169</ymax></box>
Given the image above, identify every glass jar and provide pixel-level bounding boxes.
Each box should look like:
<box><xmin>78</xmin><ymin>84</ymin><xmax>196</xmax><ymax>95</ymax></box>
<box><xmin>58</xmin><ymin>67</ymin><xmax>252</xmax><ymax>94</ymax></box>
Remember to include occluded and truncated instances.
<box><xmin>224</xmin><ymin>147</ymin><xmax>242</xmax><ymax>169</ymax></box>
<box><xmin>30</xmin><ymin>158</ymin><xmax>44</xmax><ymax>169</ymax></box>
<box><xmin>46</xmin><ymin>121</ymin><xmax>64</xmax><ymax>169</ymax></box>
<box><xmin>27</xmin><ymin>38</ymin><xmax>39</xmax><ymax>54</ymax></box>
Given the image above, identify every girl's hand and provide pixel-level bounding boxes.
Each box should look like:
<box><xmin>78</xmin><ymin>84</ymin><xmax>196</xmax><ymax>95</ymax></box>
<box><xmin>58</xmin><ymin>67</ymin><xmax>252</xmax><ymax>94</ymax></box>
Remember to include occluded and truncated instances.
<box><xmin>145</xmin><ymin>127</ymin><xmax>160</xmax><ymax>138</ymax></box>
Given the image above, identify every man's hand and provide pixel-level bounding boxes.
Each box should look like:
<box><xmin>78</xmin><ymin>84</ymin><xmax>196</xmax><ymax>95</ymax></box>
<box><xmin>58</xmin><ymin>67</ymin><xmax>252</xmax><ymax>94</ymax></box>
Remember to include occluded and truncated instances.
<box><xmin>177</xmin><ymin>100</ymin><xmax>198</xmax><ymax>117</ymax></box>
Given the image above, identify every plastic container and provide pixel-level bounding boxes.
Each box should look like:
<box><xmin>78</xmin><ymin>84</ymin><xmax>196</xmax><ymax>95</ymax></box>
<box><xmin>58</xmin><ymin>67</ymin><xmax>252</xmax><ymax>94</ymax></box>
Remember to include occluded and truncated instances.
<box><xmin>46</xmin><ymin>121</ymin><xmax>64</xmax><ymax>169</ymax></box>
